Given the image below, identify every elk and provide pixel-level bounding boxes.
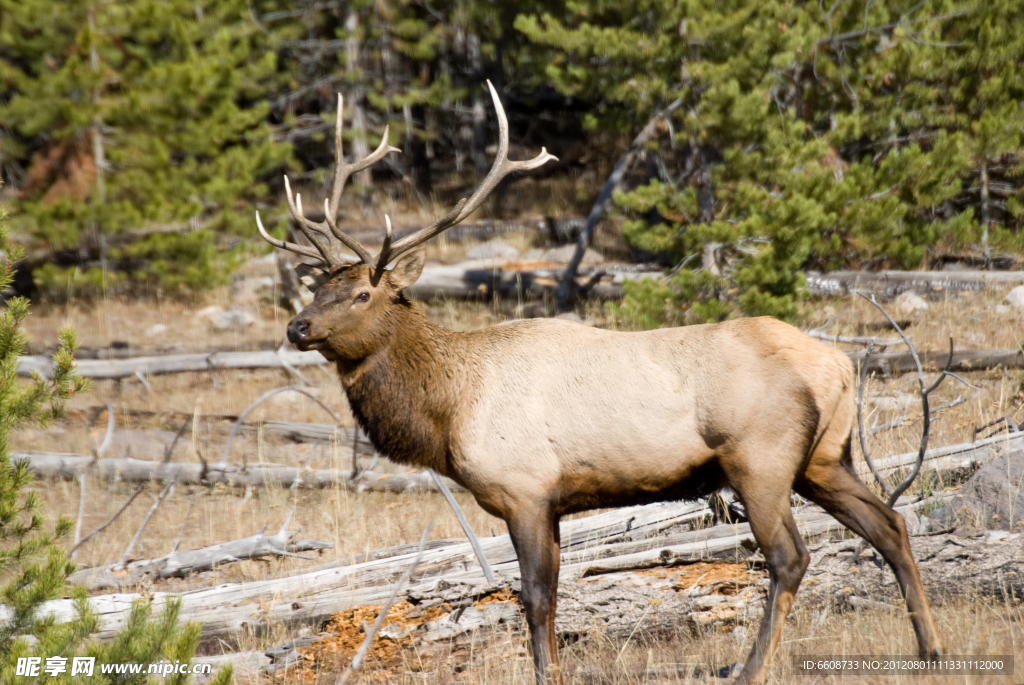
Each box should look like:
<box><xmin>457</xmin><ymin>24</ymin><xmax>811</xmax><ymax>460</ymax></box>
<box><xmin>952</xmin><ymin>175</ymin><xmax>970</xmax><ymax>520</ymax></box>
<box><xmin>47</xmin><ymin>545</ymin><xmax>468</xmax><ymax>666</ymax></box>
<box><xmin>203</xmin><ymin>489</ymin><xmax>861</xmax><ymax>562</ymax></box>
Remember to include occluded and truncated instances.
<box><xmin>256</xmin><ymin>82</ymin><xmax>942</xmax><ymax>684</ymax></box>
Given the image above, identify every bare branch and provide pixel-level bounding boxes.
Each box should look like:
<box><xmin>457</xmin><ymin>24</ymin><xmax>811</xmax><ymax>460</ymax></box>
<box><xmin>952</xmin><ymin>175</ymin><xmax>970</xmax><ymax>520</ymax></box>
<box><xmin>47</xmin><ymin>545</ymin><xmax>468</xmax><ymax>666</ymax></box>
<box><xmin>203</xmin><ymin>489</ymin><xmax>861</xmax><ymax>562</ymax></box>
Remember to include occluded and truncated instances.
<box><xmin>869</xmin><ymin>395</ymin><xmax>966</xmax><ymax>434</ymax></box>
<box><xmin>95</xmin><ymin>403</ymin><xmax>115</xmax><ymax>457</ymax></box>
<box><xmin>72</xmin><ymin>472</ymin><xmax>87</xmax><ymax>556</ymax></box>
<box><xmin>858</xmin><ymin>293</ymin><xmax>954</xmax><ymax>506</ymax></box>
<box><xmin>120</xmin><ymin>481</ymin><xmax>175</xmax><ymax>565</ymax></box>
<box><xmin>856</xmin><ymin>344</ymin><xmax>892</xmax><ymax>497</ymax></box>
<box><xmin>220</xmin><ymin>386</ymin><xmax>342</xmax><ymax>468</ymax></box>
<box><xmin>69</xmin><ymin>483</ymin><xmax>147</xmax><ymax>556</ymax></box>
<box><xmin>428</xmin><ymin>469</ymin><xmax>494</xmax><ymax>583</ymax></box>
<box><xmin>974</xmin><ymin>416</ymin><xmax>1021</xmax><ymax>441</ymax></box>
<box><xmin>171</xmin><ymin>491</ymin><xmax>198</xmax><ymax>555</ymax></box>
<box><xmin>806</xmin><ymin>330</ymin><xmax>904</xmax><ymax>347</ymax></box>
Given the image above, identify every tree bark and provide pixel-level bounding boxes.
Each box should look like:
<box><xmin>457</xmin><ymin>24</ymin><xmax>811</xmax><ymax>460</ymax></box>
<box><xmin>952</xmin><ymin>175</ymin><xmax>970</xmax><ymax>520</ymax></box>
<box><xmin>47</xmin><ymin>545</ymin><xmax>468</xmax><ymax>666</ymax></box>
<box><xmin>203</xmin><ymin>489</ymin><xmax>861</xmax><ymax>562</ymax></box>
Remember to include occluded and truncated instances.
<box><xmin>344</xmin><ymin>7</ymin><xmax>371</xmax><ymax>188</ymax></box>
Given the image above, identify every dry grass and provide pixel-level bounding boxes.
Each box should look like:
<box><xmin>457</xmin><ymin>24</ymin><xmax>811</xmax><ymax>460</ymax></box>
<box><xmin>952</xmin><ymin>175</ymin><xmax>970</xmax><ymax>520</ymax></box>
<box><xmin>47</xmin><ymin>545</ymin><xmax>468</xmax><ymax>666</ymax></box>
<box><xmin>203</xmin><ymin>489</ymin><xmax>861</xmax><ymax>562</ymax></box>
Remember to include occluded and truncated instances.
<box><xmin>13</xmin><ymin>278</ymin><xmax>1024</xmax><ymax>681</ymax></box>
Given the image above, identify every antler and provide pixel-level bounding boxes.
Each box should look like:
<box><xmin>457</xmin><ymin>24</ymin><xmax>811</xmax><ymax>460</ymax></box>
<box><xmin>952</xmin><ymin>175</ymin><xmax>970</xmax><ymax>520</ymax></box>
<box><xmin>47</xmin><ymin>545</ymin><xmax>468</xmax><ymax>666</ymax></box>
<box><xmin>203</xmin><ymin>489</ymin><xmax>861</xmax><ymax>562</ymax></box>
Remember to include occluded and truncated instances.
<box><xmin>255</xmin><ymin>94</ymin><xmax>400</xmax><ymax>267</ymax></box>
<box><xmin>256</xmin><ymin>83</ymin><xmax>557</xmax><ymax>273</ymax></box>
<box><xmin>373</xmin><ymin>81</ymin><xmax>557</xmax><ymax>270</ymax></box>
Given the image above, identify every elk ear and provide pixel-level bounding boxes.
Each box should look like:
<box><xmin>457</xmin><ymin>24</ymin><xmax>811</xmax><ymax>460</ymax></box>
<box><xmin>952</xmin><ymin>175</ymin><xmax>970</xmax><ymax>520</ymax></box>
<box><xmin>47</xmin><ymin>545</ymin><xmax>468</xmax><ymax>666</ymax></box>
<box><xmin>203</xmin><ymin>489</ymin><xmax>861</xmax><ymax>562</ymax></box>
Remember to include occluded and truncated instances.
<box><xmin>295</xmin><ymin>263</ymin><xmax>331</xmax><ymax>292</ymax></box>
<box><xmin>388</xmin><ymin>249</ymin><xmax>425</xmax><ymax>291</ymax></box>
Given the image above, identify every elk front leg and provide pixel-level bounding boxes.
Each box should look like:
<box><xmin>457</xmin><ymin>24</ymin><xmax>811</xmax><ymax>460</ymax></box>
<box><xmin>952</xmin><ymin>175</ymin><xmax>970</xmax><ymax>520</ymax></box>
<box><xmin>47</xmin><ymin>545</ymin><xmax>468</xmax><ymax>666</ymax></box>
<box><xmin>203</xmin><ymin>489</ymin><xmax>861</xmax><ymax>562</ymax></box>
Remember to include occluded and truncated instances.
<box><xmin>507</xmin><ymin>506</ymin><xmax>561</xmax><ymax>685</ymax></box>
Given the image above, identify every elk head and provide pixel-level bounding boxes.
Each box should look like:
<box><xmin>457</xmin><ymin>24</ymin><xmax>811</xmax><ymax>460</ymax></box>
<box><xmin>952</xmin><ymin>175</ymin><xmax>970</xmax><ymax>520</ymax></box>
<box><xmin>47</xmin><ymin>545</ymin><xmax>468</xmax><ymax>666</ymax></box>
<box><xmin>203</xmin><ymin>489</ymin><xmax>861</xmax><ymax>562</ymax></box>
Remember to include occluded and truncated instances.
<box><xmin>256</xmin><ymin>81</ymin><xmax>556</xmax><ymax>362</ymax></box>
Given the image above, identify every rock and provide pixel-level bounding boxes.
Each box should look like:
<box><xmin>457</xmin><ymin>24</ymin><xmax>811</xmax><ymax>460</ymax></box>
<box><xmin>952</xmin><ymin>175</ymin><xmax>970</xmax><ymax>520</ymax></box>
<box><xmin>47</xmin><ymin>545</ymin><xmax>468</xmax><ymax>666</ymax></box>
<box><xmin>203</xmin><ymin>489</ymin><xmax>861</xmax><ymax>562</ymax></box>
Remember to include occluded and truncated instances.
<box><xmin>98</xmin><ymin>429</ymin><xmax>191</xmax><ymax>461</ymax></box>
<box><xmin>930</xmin><ymin>449</ymin><xmax>1024</xmax><ymax>530</ymax></box>
<box><xmin>894</xmin><ymin>291</ymin><xmax>929</xmax><ymax>315</ymax></box>
<box><xmin>465</xmin><ymin>240</ymin><xmax>519</xmax><ymax>260</ymax></box>
<box><xmin>198</xmin><ymin>307</ymin><xmax>257</xmax><ymax>331</ymax></box>
<box><xmin>195</xmin><ymin>304</ymin><xmax>225</xmax><ymax>319</ymax></box>
<box><xmin>996</xmin><ymin>304</ymin><xmax>1012</xmax><ymax>314</ymax></box>
<box><xmin>143</xmin><ymin>323</ymin><xmax>168</xmax><ymax>338</ymax></box>
<box><xmin>1003</xmin><ymin>285</ymin><xmax>1024</xmax><ymax>310</ymax></box>
<box><xmin>229</xmin><ymin>276</ymin><xmax>275</xmax><ymax>304</ymax></box>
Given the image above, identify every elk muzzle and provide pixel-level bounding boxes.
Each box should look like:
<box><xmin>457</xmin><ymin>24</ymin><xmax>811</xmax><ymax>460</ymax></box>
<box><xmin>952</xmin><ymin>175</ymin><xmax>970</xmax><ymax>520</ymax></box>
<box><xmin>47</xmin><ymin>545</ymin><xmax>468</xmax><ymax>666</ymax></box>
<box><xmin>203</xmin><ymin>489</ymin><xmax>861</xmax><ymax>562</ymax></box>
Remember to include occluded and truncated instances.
<box><xmin>287</xmin><ymin>316</ymin><xmax>319</xmax><ymax>348</ymax></box>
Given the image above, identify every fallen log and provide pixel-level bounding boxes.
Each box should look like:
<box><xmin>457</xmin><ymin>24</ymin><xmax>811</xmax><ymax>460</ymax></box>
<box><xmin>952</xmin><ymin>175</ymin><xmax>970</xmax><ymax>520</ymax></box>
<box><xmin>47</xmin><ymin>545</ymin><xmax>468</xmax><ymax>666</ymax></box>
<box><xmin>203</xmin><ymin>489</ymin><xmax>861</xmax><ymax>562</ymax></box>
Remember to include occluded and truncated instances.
<box><xmin>69</xmin><ymin>528</ymin><xmax>333</xmax><ymax>592</ymax></box>
<box><xmin>806</xmin><ymin>269</ymin><xmax>1024</xmax><ymax>300</ymax></box>
<box><xmin>849</xmin><ymin>347</ymin><xmax>1024</xmax><ymax>375</ymax></box>
<box><xmin>404</xmin><ymin>259</ymin><xmax>661</xmax><ymax>302</ymax></box>
<box><xmin>14</xmin><ymin>453</ymin><xmax>460</xmax><ymax>493</ymax></box>
<box><xmin>855</xmin><ymin>429</ymin><xmax>1023</xmax><ymax>480</ymax></box>
<box><xmin>21</xmin><ymin>493</ymin><xmax>943</xmax><ymax>642</ymax></box>
<box><xmin>16</xmin><ymin>349</ymin><xmax>327</xmax><ymax>380</ymax></box>
<box><xmin>26</xmin><ymin>499</ymin><xmax>712</xmax><ymax>640</ymax></box>
<box><xmin>25</xmin><ymin>340</ymin><xmax>283</xmax><ymax>360</ymax></box>
<box><xmin>212</xmin><ymin>524</ymin><xmax>1024</xmax><ymax>681</ymax></box>
<box><xmin>72</xmin><ymin>406</ymin><xmax>374</xmax><ymax>453</ymax></box>
<box><xmin>12</xmin><ymin>434</ymin><xmax>1016</xmax><ymax>642</ymax></box>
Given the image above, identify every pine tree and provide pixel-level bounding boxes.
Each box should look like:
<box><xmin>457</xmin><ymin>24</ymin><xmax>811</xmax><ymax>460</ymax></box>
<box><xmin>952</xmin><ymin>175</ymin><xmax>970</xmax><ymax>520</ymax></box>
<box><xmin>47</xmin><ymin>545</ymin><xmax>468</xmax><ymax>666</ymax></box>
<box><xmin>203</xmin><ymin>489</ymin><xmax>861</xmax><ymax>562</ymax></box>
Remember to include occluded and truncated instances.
<box><xmin>517</xmin><ymin>0</ymin><xmax>1024</xmax><ymax>325</ymax></box>
<box><xmin>0</xmin><ymin>193</ymin><xmax>231</xmax><ymax>683</ymax></box>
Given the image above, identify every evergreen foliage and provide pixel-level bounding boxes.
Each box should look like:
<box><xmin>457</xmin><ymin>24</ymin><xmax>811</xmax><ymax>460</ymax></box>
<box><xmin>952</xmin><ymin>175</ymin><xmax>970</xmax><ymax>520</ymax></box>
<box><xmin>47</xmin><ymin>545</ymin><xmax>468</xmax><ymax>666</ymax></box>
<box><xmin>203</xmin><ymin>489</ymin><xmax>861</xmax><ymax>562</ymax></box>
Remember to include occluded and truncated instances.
<box><xmin>0</xmin><ymin>0</ymin><xmax>289</xmax><ymax>296</ymax></box>
<box><xmin>517</xmin><ymin>0</ymin><xmax>1024</xmax><ymax>325</ymax></box>
<box><xmin>0</xmin><ymin>191</ymin><xmax>231</xmax><ymax>684</ymax></box>
<box><xmin>2</xmin><ymin>0</ymin><xmax>1023</xmax><ymax>312</ymax></box>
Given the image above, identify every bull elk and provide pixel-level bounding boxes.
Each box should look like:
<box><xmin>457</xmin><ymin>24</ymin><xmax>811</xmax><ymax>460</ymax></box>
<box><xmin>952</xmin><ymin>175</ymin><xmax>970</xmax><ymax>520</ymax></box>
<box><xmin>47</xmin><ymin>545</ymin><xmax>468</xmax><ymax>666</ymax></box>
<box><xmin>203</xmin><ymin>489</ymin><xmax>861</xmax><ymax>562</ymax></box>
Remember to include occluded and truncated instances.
<box><xmin>256</xmin><ymin>82</ymin><xmax>941</xmax><ymax>684</ymax></box>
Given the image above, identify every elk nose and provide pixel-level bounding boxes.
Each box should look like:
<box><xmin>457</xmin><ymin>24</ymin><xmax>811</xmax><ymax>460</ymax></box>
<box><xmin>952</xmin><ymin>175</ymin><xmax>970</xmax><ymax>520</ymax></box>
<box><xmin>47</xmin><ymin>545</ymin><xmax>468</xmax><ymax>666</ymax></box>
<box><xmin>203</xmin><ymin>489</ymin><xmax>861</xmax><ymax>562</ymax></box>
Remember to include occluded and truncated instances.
<box><xmin>287</xmin><ymin>318</ymin><xmax>311</xmax><ymax>343</ymax></box>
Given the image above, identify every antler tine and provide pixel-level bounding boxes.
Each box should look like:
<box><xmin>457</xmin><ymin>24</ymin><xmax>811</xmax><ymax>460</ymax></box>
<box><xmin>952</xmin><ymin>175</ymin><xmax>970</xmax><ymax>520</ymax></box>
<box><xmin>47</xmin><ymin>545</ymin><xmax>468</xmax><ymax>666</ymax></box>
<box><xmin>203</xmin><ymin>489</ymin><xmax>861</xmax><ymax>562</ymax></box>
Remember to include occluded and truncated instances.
<box><xmin>283</xmin><ymin>177</ymin><xmax>336</xmax><ymax>267</ymax></box>
<box><xmin>321</xmin><ymin>93</ymin><xmax>401</xmax><ymax>265</ymax></box>
<box><xmin>327</xmin><ymin>93</ymin><xmax>401</xmax><ymax>215</ymax></box>
<box><xmin>255</xmin><ymin>211</ymin><xmax>326</xmax><ymax>262</ymax></box>
<box><xmin>452</xmin><ymin>81</ymin><xmax>557</xmax><ymax>224</ymax></box>
<box><xmin>376</xmin><ymin>215</ymin><xmax>394</xmax><ymax>271</ymax></box>
<box><xmin>324</xmin><ymin>198</ymin><xmax>375</xmax><ymax>265</ymax></box>
<box><xmin>376</xmin><ymin>80</ymin><xmax>555</xmax><ymax>268</ymax></box>
<box><xmin>376</xmin><ymin>199</ymin><xmax>467</xmax><ymax>269</ymax></box>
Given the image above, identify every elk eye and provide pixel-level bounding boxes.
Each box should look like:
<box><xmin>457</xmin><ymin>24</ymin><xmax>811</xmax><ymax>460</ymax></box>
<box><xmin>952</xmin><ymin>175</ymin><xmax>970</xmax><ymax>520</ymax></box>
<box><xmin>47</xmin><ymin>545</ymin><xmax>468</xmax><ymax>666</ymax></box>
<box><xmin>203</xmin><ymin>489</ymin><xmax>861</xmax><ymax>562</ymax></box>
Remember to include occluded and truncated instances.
<box><xmin>355</xmin><ymin>291</ymin><xmax>370</xmax><ymax>303</ymax></box>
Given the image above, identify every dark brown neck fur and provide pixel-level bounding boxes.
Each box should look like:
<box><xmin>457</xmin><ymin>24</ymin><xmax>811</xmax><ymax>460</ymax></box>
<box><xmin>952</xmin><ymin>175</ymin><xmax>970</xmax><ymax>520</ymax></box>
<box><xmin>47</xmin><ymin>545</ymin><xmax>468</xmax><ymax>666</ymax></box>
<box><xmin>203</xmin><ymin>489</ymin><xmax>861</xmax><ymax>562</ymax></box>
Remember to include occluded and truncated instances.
<box><xmin>333</xmin><ymin>301</ymin><xmax>463</xmax><ymax>475</ymax></box>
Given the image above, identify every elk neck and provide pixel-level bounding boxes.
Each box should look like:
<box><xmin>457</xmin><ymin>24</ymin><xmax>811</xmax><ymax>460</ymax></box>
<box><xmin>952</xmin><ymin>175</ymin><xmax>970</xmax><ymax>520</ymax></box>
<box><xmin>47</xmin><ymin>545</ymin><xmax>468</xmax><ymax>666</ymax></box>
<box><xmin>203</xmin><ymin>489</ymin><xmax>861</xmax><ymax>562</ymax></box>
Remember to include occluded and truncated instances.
<box><xmin>332</xmin><ymin>301</ymin><xmax>465</xmax><ymax>475</ymax></box>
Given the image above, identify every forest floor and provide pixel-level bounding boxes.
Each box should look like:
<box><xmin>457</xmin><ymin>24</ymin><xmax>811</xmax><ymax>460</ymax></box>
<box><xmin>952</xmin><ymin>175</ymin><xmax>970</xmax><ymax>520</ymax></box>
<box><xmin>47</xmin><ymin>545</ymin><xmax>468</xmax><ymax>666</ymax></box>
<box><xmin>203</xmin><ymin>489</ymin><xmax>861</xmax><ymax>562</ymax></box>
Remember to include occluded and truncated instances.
<box><xmin>13</xmin><ymin>253</ymin><xmax>1024</xmax><ymax>683</ymax></box>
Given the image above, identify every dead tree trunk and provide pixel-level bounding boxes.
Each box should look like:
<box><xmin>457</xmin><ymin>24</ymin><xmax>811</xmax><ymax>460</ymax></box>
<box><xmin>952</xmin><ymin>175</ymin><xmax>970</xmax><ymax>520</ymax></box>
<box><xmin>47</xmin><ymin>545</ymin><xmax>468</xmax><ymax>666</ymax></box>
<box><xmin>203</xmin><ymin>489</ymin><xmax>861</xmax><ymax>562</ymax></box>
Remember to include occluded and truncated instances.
<box><xmin>344</xmin><ymin>6</ymin><xmax>371</xmax><ymax>189</ymax></box>
<box><xmin>556</xmin><ymin>99</ymin><xmax>682</xmax><ymax>312</ymax></box>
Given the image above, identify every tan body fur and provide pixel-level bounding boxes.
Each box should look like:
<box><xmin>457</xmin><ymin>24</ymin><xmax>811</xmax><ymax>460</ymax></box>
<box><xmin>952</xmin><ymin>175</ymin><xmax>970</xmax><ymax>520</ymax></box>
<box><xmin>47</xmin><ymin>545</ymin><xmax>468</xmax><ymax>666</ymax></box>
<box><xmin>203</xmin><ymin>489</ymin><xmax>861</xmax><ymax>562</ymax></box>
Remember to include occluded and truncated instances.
<box><xmin>286</xmin><ymin>259</ymin><xmax>942</xmax><ymax>685</ymax></box>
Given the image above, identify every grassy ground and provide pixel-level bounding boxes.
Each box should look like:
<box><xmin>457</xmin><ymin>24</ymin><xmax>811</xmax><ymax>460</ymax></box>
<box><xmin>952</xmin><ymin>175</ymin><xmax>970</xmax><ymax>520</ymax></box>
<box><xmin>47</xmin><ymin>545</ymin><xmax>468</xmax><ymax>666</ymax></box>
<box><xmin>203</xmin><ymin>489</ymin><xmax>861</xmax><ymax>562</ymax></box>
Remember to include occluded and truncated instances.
<box><xmin>13</xmin><ymin>274</ymin><xmax>1024</xmax><ymax>682</ymax></box>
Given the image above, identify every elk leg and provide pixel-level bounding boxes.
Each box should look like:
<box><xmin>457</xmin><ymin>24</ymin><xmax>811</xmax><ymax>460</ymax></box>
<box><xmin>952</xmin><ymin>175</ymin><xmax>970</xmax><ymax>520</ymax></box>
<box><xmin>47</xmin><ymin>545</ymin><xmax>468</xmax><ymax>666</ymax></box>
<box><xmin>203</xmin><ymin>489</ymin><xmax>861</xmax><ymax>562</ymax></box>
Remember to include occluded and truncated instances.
<box><xmin>733</xmin><ymin>491</ymin><xmax>809</xmax><ymax>685</ymax></box>
<box><xmin>796</xmin><ymin>462</ymin><xmax>942</xmax><ymax>657</ymax></box>
<box><xmin>507</xmin><ymin>507</ymin><xmax>562</xmax><ymax>685</ymax></box>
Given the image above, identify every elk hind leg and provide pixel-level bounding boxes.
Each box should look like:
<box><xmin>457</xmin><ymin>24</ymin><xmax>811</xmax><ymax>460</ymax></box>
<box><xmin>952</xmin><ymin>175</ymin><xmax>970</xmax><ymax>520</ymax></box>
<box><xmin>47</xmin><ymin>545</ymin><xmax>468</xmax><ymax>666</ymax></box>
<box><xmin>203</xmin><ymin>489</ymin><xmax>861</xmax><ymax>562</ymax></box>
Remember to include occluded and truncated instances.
<box><xmin>507</xmin><ymin>506</ymin><xmax>562</xmax><ymax>685</ymax></box>
<box><xmin>796</xmin><ymin>455</ymin><xmax>942</xmax><ymax>658</ymax></box>
<box><xmin>732</xmin><ymin>488</ymin><xmax>810</xmax><ymax>685</ymax></box>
